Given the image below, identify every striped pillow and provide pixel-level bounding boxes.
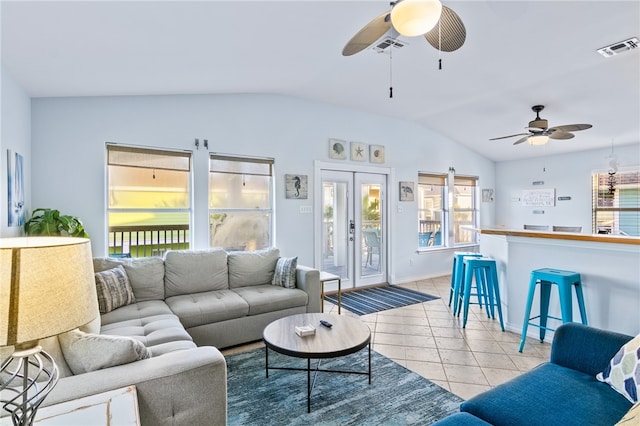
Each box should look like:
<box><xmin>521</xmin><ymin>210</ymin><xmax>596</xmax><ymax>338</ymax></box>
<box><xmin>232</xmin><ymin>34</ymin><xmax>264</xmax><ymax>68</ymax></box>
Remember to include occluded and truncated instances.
<box><xmin>95</xmin><ymin>265</ymin><xmax>136</xmax><ymax>313</ymax></box>
<box><xmin>272</xmin><ymin>257</ymin><xmax>297</xmax><ymax>288</ymax></box>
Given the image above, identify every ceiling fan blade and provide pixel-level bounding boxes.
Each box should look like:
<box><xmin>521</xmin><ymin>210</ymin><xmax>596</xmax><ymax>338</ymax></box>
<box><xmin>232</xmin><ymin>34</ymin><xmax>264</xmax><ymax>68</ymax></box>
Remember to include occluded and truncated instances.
<box><xmin>489</xmin><ymin>133</ymin><xmax>529</xmax><ymax>141</ymax></box>
<box><xmin>424</xmin><ymin>6</ymin><xmax>466</xmax><ymax>52</ymax></box>
<box><xmin>550</xmin><ymin>124</ymin><xmax>592</xmax><ymax>132</ymax></box>
<box><xmin>549</xmin><ymin>131</ymin><xmax>575</xmax><ymax>140</ymax></box>
<box><xmin>513</xmin><ymin>136</ymin><xmax>530</xmax><ymax>145</ymax></box>
<box><xmin>342</xmin><ymin>11</ymin><xmax>392</xmax><ymax>56</ymax></box>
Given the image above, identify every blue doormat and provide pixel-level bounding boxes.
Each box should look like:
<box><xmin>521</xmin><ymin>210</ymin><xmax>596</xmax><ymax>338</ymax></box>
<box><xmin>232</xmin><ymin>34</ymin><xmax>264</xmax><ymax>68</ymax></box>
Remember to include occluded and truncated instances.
<box><xmin>324</xmin><ymin>285</ymin><xmax>440</xmax><ymax>316</ymax></box>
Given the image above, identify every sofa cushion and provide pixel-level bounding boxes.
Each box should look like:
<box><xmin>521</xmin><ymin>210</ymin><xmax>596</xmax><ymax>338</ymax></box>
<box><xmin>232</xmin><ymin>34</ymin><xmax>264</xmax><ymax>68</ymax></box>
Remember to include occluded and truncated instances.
<box><xmin>100</xmin><ymin>300</ymin><xmax>175</xmax><ymax>326</ymax></box>
<box><xmin>597</xmin><ymin>333</ymin><xmax>640</xmax><ymax>403</ymax></box>
<box><xmin>461</xmin><ymin>362</ymin><xmax>632</xmax><ymax>426</ymax></box>
<box><xmin>94</xmin><ymin>257</ymin><xmax>166</xmax><ymax>301</ymax></box>
<box><xmin>121</xmin><ymin>257</ymin><xmax>166</xmax><ymax>301</ymax></box>
<box><xmin>59</xmin><ymin>329</ymin><xmax>150</xmax><ymax>375</ymax></box>
<box><xmin>228</xmin><ymin>248</ymin><xmax>279</xmax><ymax>288</ymax></box>
<box><xmin>94</xmin><ymin>265</ymin><xmax>136</xmax><ymax>314</ymax></box>
<box><xmin>165</xmin><ymin>290</ymin><xmax>250</xmax><ymax>328</ymax></box>
<box><xmin>272</xmin><ymin>256</ymin><xmax>297</xmax><ymax>288</ymax></box>
<box><xmin>100</xmin><ymin>311</ymin><xmax>193</xmax><ymax>352</ymax></box>
<box><xmin>164</xmin><ymin>249</ymin><xmax>229</xmax><ymax>297</ymax></box>
<box><xmin>232</xmin><ymin>285</ymin><xmax>308</xmax><ymax>316</ymax></box>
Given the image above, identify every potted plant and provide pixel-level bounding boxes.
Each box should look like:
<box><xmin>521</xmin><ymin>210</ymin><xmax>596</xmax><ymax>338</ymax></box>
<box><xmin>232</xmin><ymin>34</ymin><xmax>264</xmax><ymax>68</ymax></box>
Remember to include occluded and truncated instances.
<box><xmin>24</xmin><ymin>208</ymin><xmax>90</xmax><ymax>238</ymax></box>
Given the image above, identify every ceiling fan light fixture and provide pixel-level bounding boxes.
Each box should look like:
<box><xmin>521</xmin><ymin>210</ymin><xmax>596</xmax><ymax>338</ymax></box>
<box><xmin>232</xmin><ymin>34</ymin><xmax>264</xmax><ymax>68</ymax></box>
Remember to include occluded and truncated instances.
<box><xmin>528</xmin><ymin>135</ymin><xmax>549</xmax><ymax>146</ymax></box>
<box><xmin>391</xmin><ymin>0</ymin><xmax>443</xmax><ymax>37</ymax></box>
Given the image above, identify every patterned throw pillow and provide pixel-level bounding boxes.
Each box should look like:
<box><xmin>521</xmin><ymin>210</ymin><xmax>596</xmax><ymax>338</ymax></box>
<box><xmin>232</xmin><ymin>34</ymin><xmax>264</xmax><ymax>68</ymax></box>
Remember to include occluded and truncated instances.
<box><xmin>94</xmin><ymin>265</ymin><xmax>136</xmax><ymax>314</ymax></box>
<box><xmin>597</xmin><ymin>333</ymin><xmax>640</xmax><ymax>403</ymax></box>
<box><xmin>272</xmin><ymin>257</ymin><xmax>297</xmax><ymax>288</ymax></box>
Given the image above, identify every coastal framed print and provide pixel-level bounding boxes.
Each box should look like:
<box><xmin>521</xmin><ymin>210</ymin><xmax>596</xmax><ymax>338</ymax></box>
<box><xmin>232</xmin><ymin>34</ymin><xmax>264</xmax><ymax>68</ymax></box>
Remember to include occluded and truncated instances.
<box><xmin>329</xmin><ymin>139</ymin><xmax>347</xmax><ymax>160</ymax></box>
<box><xmin>285</xmin><ymin>174</ymin><xmax>308</xmax><ymax>199</ymax></box>
<box><xmin>350</xmin><ymin>141</ymin><xmax>367</xmax><ymax>162</ymax></box>
<box><xmin>399</xmin><ymin>181</ymin><xmax>415</xmax><ymax>201</ymax></box>
<box><xmin>370</xmin><ymin>145</ymin><xmax>385</xmax><ymax>163</ymax></box>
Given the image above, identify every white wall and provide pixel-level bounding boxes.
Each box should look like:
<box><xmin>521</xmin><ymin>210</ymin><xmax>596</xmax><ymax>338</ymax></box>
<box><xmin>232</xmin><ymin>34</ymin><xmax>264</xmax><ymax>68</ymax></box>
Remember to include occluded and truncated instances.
<box><xmin>1</xmin><ymin>65</ymin><xmax>31</xmax><ymax>238</ymax></box>
<box><xmin>30</xmin><ymin>93</ymin><xmax>496</xmax><ymax>283</ymax></box>
<box><xmin>495</xmin><ymin>143</ymin><xmax>640</xmax><ymax>231</ymax></box>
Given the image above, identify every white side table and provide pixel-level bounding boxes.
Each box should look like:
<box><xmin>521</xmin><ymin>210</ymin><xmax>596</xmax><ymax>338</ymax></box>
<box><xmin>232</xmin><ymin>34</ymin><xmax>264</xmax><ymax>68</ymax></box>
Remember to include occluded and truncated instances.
<box><xmin>319</xmin><ymin>271</ymin><xmax>342</xmax><ymax>314</ymax></box>
<box><xmin>33</xmin><ymin>386</ymin><xmax>140</xmax><ymax>425</ymax></box>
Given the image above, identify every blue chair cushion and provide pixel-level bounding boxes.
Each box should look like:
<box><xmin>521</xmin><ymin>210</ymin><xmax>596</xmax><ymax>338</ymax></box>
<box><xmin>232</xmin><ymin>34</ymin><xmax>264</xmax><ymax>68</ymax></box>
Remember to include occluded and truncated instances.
<box><xmin>431</xmin><ymin>412</ymin><xmax>492</xmax><ymax>426</ymax></box>
<box><xmin>461</xmin><ymin>363</ymin><xmax>632</xmax><ymax>426</ymax></box>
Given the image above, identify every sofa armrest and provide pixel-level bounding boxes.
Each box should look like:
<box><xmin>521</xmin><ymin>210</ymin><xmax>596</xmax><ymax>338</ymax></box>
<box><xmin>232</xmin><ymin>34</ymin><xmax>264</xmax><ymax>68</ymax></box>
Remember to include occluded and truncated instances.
<box><xmin>296</xmin><ymin>265</ymin><xmax>321</xmax><ymax>313</ymax></box>
<box><xmin>44</xmin><ymin>346</ymin><xmax>226</xmax><ymax>426</ymax></box>
<box><xmin>550</xmin><ymin>323</ymin><xmax>633</xmax><ymax>376</ymax></box>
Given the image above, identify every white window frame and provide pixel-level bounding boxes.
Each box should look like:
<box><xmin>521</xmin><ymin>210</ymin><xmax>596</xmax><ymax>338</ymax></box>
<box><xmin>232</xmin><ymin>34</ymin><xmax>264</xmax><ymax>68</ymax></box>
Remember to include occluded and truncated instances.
<box><xmin>417</xmin><ymin>171</ymin><xmax>479</xmax><ymax>250</ymax></box>
<box><xmin>208</xmin><ymin>153</ymin><xmax>275</xmax><ymax>251</ymax></box>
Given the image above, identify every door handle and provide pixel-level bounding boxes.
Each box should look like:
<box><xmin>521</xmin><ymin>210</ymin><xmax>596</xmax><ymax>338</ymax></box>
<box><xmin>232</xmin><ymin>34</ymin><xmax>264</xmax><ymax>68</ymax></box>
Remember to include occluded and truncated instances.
<box><xmin>349</xmin><ymin>220</ymin><xmax>355</xmax><ymax>241</ymax></box>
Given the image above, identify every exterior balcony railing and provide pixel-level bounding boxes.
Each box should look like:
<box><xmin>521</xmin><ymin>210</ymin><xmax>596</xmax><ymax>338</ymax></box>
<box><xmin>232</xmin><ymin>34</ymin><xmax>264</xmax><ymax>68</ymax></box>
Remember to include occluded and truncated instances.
<box><xmin>109</xmin><ymin>224</ymin><xmax>190</xmax><ymax>258</ymax></box>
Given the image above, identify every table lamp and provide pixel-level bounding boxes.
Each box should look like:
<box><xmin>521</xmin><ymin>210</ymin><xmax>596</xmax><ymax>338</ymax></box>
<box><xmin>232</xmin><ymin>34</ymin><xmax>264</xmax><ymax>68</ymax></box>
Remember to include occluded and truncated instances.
<box><xmin>1</xmin><ymin>237</ymin><xmax>98</xmax><ymax>426</ymax></box>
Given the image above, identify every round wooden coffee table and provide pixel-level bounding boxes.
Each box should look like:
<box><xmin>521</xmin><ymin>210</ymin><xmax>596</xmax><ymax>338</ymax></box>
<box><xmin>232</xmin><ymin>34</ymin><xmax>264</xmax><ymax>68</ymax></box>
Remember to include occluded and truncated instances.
<box><xmin>263</xmin><ymin>313</ymin><xmax>371</xmax><ymax>412</ymax></box>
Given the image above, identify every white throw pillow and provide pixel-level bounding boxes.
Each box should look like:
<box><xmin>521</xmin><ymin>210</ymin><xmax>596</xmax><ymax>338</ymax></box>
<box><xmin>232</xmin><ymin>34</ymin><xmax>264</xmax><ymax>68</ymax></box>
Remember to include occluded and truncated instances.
<box><xmin>272</xmin><ymin>257</ymin><xmax>297</xmax><ymax>288</ymax></box>
<box><xmin>59</xmin><ymin>329</ymin><xmax>150</xmax><ymax>375</ymax></box>
<box><xmin>597</xmin><ymin>333</ymin><xmax>640</xmax><ymax>403</ymax></box>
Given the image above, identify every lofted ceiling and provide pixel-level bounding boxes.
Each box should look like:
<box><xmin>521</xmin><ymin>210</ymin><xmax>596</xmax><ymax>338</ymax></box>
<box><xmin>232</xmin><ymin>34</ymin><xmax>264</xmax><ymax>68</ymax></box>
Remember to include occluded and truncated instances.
<box><xmin>2</xmin><ymin>0</ymin><xmax>639</xmax><ymax>162</ymax></box>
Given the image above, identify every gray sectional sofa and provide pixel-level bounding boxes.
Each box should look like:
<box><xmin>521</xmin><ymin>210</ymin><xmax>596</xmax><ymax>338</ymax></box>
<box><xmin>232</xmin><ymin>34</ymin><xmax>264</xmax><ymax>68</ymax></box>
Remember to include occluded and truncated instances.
<box><xmin>37</xmin><ymin>247</ymin><xmax>321</xmax><ymax>426</ymax></box>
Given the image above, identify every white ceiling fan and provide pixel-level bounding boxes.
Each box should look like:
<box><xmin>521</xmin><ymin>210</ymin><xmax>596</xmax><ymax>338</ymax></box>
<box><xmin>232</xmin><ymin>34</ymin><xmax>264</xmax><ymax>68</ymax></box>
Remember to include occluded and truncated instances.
<box><xmin>342</xmin><ymin>0</ymin><xmax>466</xmax><ymax>57</ymax></box>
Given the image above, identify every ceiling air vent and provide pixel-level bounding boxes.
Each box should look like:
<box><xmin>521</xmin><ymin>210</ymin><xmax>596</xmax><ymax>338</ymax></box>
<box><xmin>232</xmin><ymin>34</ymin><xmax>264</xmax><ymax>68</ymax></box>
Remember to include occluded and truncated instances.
<box><xmin>373</xmin><ymin>37</ymin><xmax>407</xmax><ymax>53</ymax></box>
<box><xmin>597</xmin><ymin>37</ymin><xmax>638</xmax><ymax>58</ymax></box>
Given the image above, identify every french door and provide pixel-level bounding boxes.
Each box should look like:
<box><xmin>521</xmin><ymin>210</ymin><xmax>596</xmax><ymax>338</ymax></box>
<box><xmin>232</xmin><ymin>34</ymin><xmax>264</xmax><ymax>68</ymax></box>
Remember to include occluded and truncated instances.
<box><xmin>320</xmin><ymin>169</ymin><xmax>387</xmax><ymax>289</ymax></box>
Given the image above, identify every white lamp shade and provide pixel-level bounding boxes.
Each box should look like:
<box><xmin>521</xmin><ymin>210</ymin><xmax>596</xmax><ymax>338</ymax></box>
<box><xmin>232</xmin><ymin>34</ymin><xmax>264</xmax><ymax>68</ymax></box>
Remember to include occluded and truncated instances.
<box><xmin>391</xmin><ymin>0</ymin><xmax>443</xmax><ymax>37</ymax></box>
<box><xmin>528</xmin><ymin>135</ymin><xmax>550</xmax><ymax>145</ymax></box>
<box><xmin>0</xmin><ymin>237</ymin><xmax>98</xmax><ymax>347</ymax></box>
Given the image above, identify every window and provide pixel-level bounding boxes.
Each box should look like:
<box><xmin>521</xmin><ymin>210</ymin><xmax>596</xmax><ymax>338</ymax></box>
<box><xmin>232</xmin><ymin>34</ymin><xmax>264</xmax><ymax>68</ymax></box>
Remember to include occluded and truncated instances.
<box><xmin>107</xmin><ymin>144</ymin><xmax>192</xmax><ymax>257</ymax></box>
<box><xmin>592</xmin><ymin>170</ymin><xmax>640</xmax><ymax>236</ymax></box>
<box><xmin>417</xmin><ymin>172</ymin><xmax>478</xmax><ymax>248</ymax></box>
<box><xmin>453</xmin><ymin>175</ymin><xmax>478</xmax><ymax>244</ymax></box>
<box><xmin>418</xmin><ymin>174</ymin><xmax>445</xmax><ymax>248</ymax></box>
<box><xmin>209</xmin><ymin>154</ymin><xmax>274</xmax><ymax>251</ymax></box>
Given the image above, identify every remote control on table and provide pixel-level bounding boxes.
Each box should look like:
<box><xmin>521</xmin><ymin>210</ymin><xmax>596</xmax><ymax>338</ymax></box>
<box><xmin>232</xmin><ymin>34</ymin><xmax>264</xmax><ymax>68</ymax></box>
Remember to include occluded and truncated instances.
<box><xmin>320</xmin><ymin>320</ymin><xmax>333</xmax><ymax>328</ymax></box>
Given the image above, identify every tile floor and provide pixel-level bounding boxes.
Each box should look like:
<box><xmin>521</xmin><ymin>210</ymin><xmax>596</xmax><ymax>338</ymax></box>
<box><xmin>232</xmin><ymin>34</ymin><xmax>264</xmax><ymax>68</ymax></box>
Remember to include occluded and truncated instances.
<box><xmin>222</xmin><ymin>274</ymin><xmax>552</xmax><ymax>401</ymax></box>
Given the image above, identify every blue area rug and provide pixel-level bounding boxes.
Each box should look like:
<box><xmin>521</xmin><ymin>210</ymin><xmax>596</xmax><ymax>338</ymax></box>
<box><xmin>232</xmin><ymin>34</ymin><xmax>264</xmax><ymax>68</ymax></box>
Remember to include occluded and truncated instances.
<box><xmin>227</xmin><ymin>347</ymin><xmax>463</xmax><ymax>425</ymax></box>
<box><xmin>324</xmin><ymin>285</ymin><xmax>440</xmax><ymax>316</ymax></box>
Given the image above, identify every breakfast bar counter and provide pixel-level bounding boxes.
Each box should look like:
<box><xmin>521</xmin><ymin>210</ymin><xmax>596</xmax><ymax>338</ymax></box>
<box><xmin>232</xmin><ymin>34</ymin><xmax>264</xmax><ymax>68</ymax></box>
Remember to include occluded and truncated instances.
<box><xmin>475</xmin><ymin>228</ymin><xmax>640</xmax><ymax>338</ymax></box>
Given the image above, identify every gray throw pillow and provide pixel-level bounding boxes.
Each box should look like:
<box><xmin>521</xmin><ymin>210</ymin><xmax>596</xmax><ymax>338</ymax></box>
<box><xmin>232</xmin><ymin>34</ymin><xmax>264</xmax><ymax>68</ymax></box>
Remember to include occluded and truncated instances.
<box><xmin>94</xmin><ymin>265</ymin><xmax>136</xmax><ymax>314</ymax></box>
<box><xmin>272</xmin><ymin>257</ymin><xmax>297</xmax><ymax>288</ymax></box>
<box><xmin>59</xmin><ymin>329</ymin><xmax>150</xmax><ymax>375</ymax></box>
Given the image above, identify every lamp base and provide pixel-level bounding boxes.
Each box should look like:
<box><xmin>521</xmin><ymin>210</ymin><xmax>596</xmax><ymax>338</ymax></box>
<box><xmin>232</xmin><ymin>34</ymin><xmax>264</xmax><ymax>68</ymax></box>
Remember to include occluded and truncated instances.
<box><xmin>0</xmin><ymin>345</ymin><xmax>59</xmax><ymax>426</ymax></box>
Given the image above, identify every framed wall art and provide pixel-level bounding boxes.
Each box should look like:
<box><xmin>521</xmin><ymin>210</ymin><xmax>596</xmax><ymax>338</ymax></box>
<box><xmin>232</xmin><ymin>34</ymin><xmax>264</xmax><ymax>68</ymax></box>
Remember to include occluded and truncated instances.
<box><xmin>370</xmin><ymin>144</ymin><xmax>385</xmax><ymax>163</ymax></box>
<box><xmin>328</xmin><ymin>138</ymin><xmax>347</xmax><ymax>160</ymax></box>
<box><xmin>350</xmin><ymin>141</ymin><xmax>367</xmax><ymax>162</ymax></box>
<box><xmin>7</xmin><ymin>149</ymin><xmax>25</xmax><ymax>227</ymax></box>
<box><xmin>522</xmin><ymin>188</ymin><xmax>555</xmax><ymax>207</ymax></box>
<box><xmin>399</xmin><ymin>181</ymin><xmax>414</xmax><ymax>201</ymax></box>
<box><xmin>285</xmin><ymin>174</ymin><xmax>308</xmax><ymax>199</ymax></box>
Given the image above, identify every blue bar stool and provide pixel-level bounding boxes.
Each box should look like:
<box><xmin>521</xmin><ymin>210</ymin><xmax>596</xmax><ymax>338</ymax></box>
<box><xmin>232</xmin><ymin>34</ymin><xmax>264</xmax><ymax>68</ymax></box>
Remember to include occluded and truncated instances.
<box><xmin>519</xmin><ymin>268</ymin><xmax>587</xmax><ymax>352</ymax></box>
<box><xmin>459</xmin><ymin>257</ymin><xmax>505</xmax><ymax>330</ymax></box>
<box><xmin>449</xmin><ymin>252</ymin><xmax>482</xmax><ymax>314</ymax></box>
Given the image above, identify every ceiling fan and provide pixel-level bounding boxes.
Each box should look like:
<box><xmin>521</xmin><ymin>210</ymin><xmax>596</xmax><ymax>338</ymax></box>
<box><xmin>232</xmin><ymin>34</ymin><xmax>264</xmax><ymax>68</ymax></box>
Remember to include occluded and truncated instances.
<box><xmin>490</xmin><ymin>105</ymin><xmax>593</xmax><ymax>146</ymax></box>
<box><xmin>342</xmin><ymin>0</ymin><xmax>466</xmax><ymax>57</ymax></box>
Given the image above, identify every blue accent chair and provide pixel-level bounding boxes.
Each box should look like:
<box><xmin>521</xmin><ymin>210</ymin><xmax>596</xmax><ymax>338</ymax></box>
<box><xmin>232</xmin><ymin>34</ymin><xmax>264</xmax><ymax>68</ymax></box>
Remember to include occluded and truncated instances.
<box><xmin>432</xmin><ymin>323</ymin><xmax>634</xmax><ymax>426</ymax></box>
